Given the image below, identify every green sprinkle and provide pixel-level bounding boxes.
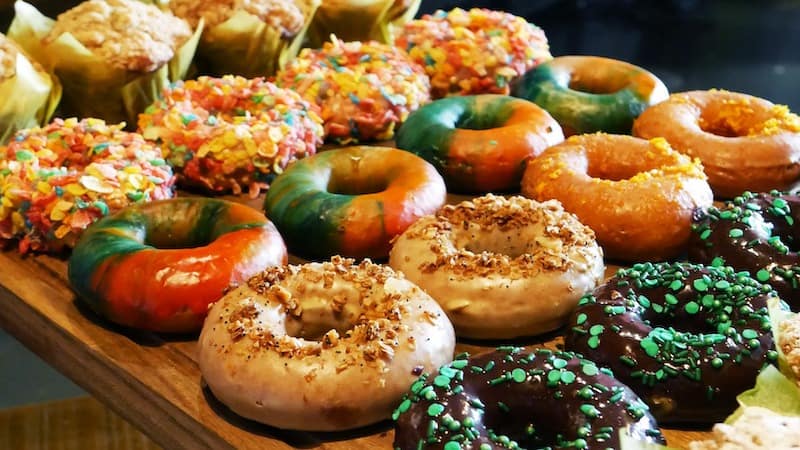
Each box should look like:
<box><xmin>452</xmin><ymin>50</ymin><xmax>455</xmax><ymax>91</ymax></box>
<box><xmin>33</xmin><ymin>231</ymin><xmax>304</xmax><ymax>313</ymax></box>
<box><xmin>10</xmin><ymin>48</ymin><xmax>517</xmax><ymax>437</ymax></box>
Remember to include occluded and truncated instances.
<box><xmin>641</xmin><ymin>339</ymin><xmax>659</xmax><ymax>357</ymax></box>
<box><xmin>728</xmin><ymin>228</ymin><xmax>744</xmax><ymax>238</ymax></box>
<box><xmin>480</xmin><ymin>445</ymin><xmax>492</xmax><ymax>450</ymax></box>
<box><xmin>427</xmin><ymin>403</ymin><xmax>444</xmax><ymax>417</ymax></box>
<box><xmin>756</xmin><ymin>269</ymin><xmax>771</xmax><ymax>282</ymax></box>
<box><xmin>582</xmin><ymin>364</ymin><xmax>599</xmax><ymax>376</ymax></box>
<box><xmin>433</xmin><ymin>376</ymin><xmax>450</xmax><ymax>388</ymax></box>
<box><xmin>561</xmin><ymin>371</ymin><xmax>576</xmax><ymax>384</ymax></box>
<box><xmin>15</xmin><ymin>150</ymin><xmax>34</xmax><ymax>161</ymax></box>
<box><xmin>742</xmin><ymin>329</ymin><xmax>758</xmax><ymax>339</ymax></box>
<box><xmin>553</xmin><ymin>358</ymin><xmax>568</xmax><ymax>369</ymax></box>
<box><xmin>685</xmin><ymin>301</ymin><xmax>700</xmax><ymax>314</ymax></box>
<box><xmin>715</xmin><ymin>280</ymin><xmax>731</xmax><ymax>289</ymax></box>
<box><xmin>511</xmin><ymin>368</ymin><xmax>527</xmax><ymax>383</ymax></box>
<box><xmin>589</xmin><ymin>325</ymin><xmax>605</xmax><ymax>336</ymax></box>
<box><xmin>652</xmin><ymin>303</ymin><xmax>664</xmax><ymax>313</ymax></box>
<box><xmin>578</xmin><ymin>386</ymin><xmax>594</xmax><ymax>399</ymax></box>
<box><xmin>580</xmin><ymin>404</ymin><xmax>600</xmax><ymax>418</ymax></box>
<box><xmin>576</xmin><ymin>313</ymin><xmax>588</xmax><ymax>325</ymax></box>
<box><xmin>444</xmin><ymin>442</ymin><xmax>461</xmax><ymax>450</ymax></box>
<box><xmin>587</xmin><ymin>336</ymin><xmax>600</xmax><ymax>349</ymax></box>
<box><xmin>693</xmin><ymin>279</ymin><xmax>709</xmax><ymax>292</ymax></box>
<box><xmin>711</xmin><ymin>257</ymin><xmax>725</xmax><ymax>267</ymax></box>
<box><xmin>664</xmin><ymin>294</ymin><xmax>679</xmax><ymax>305</ymax></box>
<box><xmin>711</xmin><ymin>357</ymin><xmax>724</xmax><ymax>369</ymax></box>
<box><xmin>669</xmin><ymin>280</ymin><xmax>683</xmax><ymax>291</ymax></box>
<box><xmin>451</xmin><ymin>360</ymin><xmax>468</xmax><ymax>369</ymax></box>
<box><xmin>547</xmin><ymin>370</ymin><xmax>561</xmax><ymax>384</ymax></box>
<box><xmin>700</xmin><ymin>229</ymin><xmax>712</xmax><ymax>240</ymax></box>
<box><xmin>638</xmin><ymin>295</ymin><xmax>651</xmax><ymax>308</ymax></box>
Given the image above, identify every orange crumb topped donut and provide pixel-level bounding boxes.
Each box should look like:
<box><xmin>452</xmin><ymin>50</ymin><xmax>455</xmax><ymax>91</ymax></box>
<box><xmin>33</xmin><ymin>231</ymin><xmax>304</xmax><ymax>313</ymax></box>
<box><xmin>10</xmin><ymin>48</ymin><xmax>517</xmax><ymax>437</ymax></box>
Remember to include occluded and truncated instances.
<box><xmin>389</xmin><ymin>194</ymin><xmax>604</xmax><ymax>339</ymax></box>
<box><xmin>198</xmin><ymin>256</ymin><xmax>456</xmax><ymax>431</ymax></box>
<box><xmin>633</xmin><ymin>90</ymin><xmax>800</xmax><ymax>198</ymax></box>
<box><xmin>522</xmin><ymin>134</ymin><xmax>714</xmax><ymax>262</ymax></box>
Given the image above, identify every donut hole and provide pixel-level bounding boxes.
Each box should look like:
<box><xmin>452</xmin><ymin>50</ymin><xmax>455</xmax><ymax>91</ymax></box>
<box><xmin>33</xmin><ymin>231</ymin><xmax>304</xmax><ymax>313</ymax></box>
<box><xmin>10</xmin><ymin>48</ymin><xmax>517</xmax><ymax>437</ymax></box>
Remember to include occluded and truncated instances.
<box><xmin>568</xmin><ymin>73</ymin><xmax>629</xmax><ymax>94</ymax></box>
<box><xmin>327</xmin><ymin>176</ymin><xmax>389</xmax><ymax>195</ymax></box>
<box><xmin>698</xmin><ymin>101</ymin><xmax>774</xmax><ymax>137</ymax></box>
<box><xmin>456</xmin><ymin>227</ymin><xmax>537</xmax><ymax>259</ymax></box>
<box><xmin>282</xmin><ymin>287</ymin><xmax>367</xmax><ymax>341</ymax></box>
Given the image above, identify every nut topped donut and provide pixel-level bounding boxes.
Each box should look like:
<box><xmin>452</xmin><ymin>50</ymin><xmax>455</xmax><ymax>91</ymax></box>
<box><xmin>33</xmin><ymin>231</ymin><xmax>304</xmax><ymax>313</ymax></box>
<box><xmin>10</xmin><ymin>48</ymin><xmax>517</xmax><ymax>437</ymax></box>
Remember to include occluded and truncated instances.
<box><xmin>393</xmin><ymin>347</ymin><xmax>665</xmax><ymax>450</ymax></box>
<box><xmin>565</xmin><ymin>262</ymin><xmax>781</xmax><ymax>423</ymax></box>
<box><xmin>389</xmin><ymin>194</ymin><xmax>605</xmax><ymax>339</ymax></box>
<box><xmin>198</xmin><ymin>256</ymin><xmax>456</xmax><ymax>431</ymax></box>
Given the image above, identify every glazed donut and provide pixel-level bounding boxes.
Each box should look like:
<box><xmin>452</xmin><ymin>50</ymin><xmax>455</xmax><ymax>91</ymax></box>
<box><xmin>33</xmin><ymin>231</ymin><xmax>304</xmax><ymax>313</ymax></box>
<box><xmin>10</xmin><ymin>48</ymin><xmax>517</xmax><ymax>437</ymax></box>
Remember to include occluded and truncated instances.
<box><xmin>633</xmin><ymin>90</ymin><xmax>800</xmax><ymax>198</ymax></box>
<box><xmin>274</xmin><ymin>38</ymin><xmax>430</xmax><ymax>143</ymax></box>
<box><xmin>198</xmin><ymin>256</ymin><xmax>456</xmax><ymax>431</ymax></box>
<box><xmin>389</xmin><ymin>194</ymin><xmax>605</xmax><ymax>339</ymax></box>
<box><xmin>521</xmin><ymin>133</ymin><xmax>714</xmax><ymax>262</ymax></box>
<box><xmin>396</xmin><ymin>8</ymin><xmax>552</xmax><ymax>98</ymax></box>
<box><xmin>564</xmin><ymin>262</ymin><xmax>781</xmax><ymax>423</ymax></box>
<box><xmin>138</xmin><ymin>75</ymin><xmax>324</xmax><ymax>195</ymax></box>
<box><xmin>0</xmin><ymin>117</ymin><xmax>175</xmax><ymax>253</ymax></box>
<box><xmin>689</xmin><ymin>190</ymin><xmax>800</xmax><ymax>309</ymax></box>
<box><xmin>395</xmin><ymin>94</ymin><xmax>563</xmax><ymax>193</ymax></box>
<box><xmin>512</xmin><ymin>55</ymin><xmax>669</xmax><ymax>136</ymax></box>
<box><xmin>264</xmin><ymin>146</ymin><xmax>446</xmax><ymax>260</ymax></box>
<box><xmin>393</xmin><ymin>347</ymin><xmax>665</xmax><ymax>450</ymax></box>
<box><xmin>68</xmin><ymin>198</ymin><xmax>287</xmax><ymax>333</ymax></box>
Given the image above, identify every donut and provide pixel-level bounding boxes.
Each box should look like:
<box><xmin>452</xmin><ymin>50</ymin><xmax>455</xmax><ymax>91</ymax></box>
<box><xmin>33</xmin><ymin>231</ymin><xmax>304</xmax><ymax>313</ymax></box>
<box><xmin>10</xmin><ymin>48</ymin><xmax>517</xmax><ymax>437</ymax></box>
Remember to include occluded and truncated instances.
<box><xmin>396</xmin><ymin>8</ymin><xmax>552</xmax><ymax>98</ymax></box>
<box><xmin>389</xmin><ymin>194</ymin><xmax>605</xmax><ymax>339</ymax></box>
<box><xmin>274</xmin><ymin>38</ymin><xmax>430</xmax><ymax>143</ymax></box>
<box><xmin>633</xmin><ymin>90</ymin><xmax>800</xmax><ymax>198</ymax></box>
<box><xmin>67</xmin><ymin>198</ymin><xmax>287</xmax><ymax>333</ymax></box>
<box><xmin>138</xmin><ymin>75</ymin><xmax>324</xmax><ymax>195</ymax></box>
<box><xmin>564</xmin><ymin>262</ymin><xmax>781</xmax><ymax>423</ymax></box>
<box><xmin>264</xmin><ymin>146</ymin><xmax>446</xmax><ymax>260</ymax></box>
<box><xmin>689</xmin><ymin>190</ymin><xmax>800</xmax><ymax>309</ymax></box>
<box><xmin>198</xmin><ymin>256</ymin><xmax>456</xmax><ymax>431</ymax></box>
<box><xmin>512</xmin><ymin>55</ymin><xmax>669</xmax><ymax>136</ymax></box>
<box><xmin>0</xmin><ymin>117</ymin><xmax>175</xmax><ymax>254</ymax></box>
<box><xmin>521</xmin><ymin>133</ymin><xmax>714</xmax><ymax>262</ymax></box>
<box><xmin>393</xmin><ymin>347</ymin><xmax>665</xmax><ymax>450</ymax></box>
<box><xmin>395</xmin><ymin>94</ymin><xmax>564</xmax><ymax>193</ymax></box>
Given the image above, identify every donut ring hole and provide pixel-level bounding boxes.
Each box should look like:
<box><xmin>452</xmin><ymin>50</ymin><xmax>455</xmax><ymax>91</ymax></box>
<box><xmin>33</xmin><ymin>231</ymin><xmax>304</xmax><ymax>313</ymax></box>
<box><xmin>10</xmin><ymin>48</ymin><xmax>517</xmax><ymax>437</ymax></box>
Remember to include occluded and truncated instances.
<box><xmin>137</xmin><ymin>201</ymin><xmax>240</xmax><ymax>249</ymax></box>
<box><xmin>452</xmin><ymin>224</ymin><xmax>541</xmax><ymax>259</ymax></box>
<box><xmin>697</xmin><ymin>98</ymin><xmax>777</xmax><ymax>137</ymax></box>
<box><xmin>567</xmin><ymin>72</ymin><xmax>630</xmax><ymax>95</ymax></box>
<box><xmin>281</xmin><ymin>288</ymin><xmax>365</xmax><ymax>341</ymax></box>
<box><xmin>326</xmin><ymin>174</ymin><xmax>389</xmax><ymax>196</ymax></box>
<box><xmin>453</xmin><ymin>98</ymin><xmax>514</xmax><ymax>131</ymax></box>
<box><xmin>573</xmin><ymin>139</ymin><xmax>684</xmax><ymax>182</ymax></box>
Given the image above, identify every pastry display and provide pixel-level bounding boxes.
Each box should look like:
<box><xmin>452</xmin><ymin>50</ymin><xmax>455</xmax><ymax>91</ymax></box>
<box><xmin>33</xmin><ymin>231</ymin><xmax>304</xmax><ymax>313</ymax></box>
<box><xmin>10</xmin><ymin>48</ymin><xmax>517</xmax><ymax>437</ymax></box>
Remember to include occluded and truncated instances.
<box><xmin>0</xmin><ymin>117</ymin><xmax>175</xmax><ymax>253</ymax></box>
<box><xmin>565</xmin><ymin>262</ymin><xmax>780</xmax><ymax>423</ymax></box>
<box><xmin>138</xmin><ymin>75</ymin><xmax>324</xmax><ymax>195</ymax></box>
<box><xmin>633</xmin><ymin>90</ymin><xmax>800</xmax><ymax>198</ymax></box>
<box><xmin>275</xmin><ymin>38</ymin><xmax>430</xmax><ymax>143</ymax></box>
<box><xmin>306</xmin><ymin>0</ymin><xmax>420</xmax><ymax>47</ymax></box>
<box><xmin>396</xmin><ymin>8</ymin><xmax>552</xmax><ymax>98</ymax></box>
<box><xmin>198</xmin><ymin>256</ymin><xmax>456</xmax><ymax>430</ymax></box>
<box><xmin>512</xmin><ymin>55</ymin><xmax>669</xmax><ymax>135</ymax></box>
<box><xmin>522</xmin><ymin>134</ymin><xmax>714</xmax><ymax>262</ymax></box>
<box><xmin>167</xmin><ymin>0</ymin><xmax>319</xmax><ymax>77</ymax></box>
<box><xmin>393</xmin><ymin>347</ymin><xmax>665</xmax><ymax>450</ymax></box>
<box><xmin>389</xmin><ymin>195</ymin><xmax>604</xmax><ymax>339</ymax></box>
<box><xmin>7</xmin><ymin>0</ymin><xmax>202</xmax><ymax>125</ymax></box>
<box><xmin>395</xmin><ymin>94</ymin><xmax>563</xmax><ymax>193</ymax></box>
<box><xmin>264</xmin><ymin>146</ymin><xmax>446</xmax><ymax>260</ymax></box>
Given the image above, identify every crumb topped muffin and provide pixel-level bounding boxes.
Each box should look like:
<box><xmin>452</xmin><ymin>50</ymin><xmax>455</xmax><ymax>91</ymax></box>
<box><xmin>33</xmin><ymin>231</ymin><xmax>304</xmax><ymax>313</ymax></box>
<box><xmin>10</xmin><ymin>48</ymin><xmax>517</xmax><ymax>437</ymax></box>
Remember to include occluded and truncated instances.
<box><xmin>169</xmin><ymin>0</ymin><xmax>304</xmax><ymax>36</ymax></box>
<box><xmin>689</xmin><ymin>407</ymin><xmax>800</xmax><ymax>450</ymax></box>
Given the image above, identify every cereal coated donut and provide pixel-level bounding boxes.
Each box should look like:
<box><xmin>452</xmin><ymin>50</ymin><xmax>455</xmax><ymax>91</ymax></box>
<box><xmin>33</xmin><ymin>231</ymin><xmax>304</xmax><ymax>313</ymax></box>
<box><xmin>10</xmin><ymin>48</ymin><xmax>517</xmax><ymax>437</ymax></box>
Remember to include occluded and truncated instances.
<box><xmin>198</xmin><ymin>256</ymin><xmax>456</xmax><ymax>431</ymax></box>
<box><xmin>689</xmin><ymin>190</ymin><xmax>800</xmax><ymax>308</ymax></box>
<box><xmin>521</xmin><ymin>134</ymin><xmax>714</xmax><ymax>262</ymax></box>
<box><xmin>395</xmin><ymin>94</ymin><xmax>563</xmax><ymax>193</ymax></box>
<box><xmin>275</xmin><ymin>38</ymin><xmax>430</xmax><ymax>143</ymax></box>
<box><xmin>633</xmin><ymin>90</ymin><xmax>800</xmax><ymax>198</ymax></box>
<box><xmin>138</xmin><ymin>75</ymin><xmax>323</xmax><ymax>195</ymax></box>
<box><xmin>389</xmin><ymin>194</ymin><xmax>605</xmax><ymax>339</ymax></box>
<box><xmin>396</xmin><ymin>8</ymin><xmax>552</xmax><ymax>98</ymax></box>
<box><xmin>564</xmin><ymin>262</ymin><xmax>781</xmax><ymax>423</ymax></box>
<box><xmin>68</xmin><ymin>198</ymin><xmax>287</xmax><ymax>333</ymax></box>
<box><xmin>0</xmin><ymin>117</ymin><xmax>175</xmax><ymax>253</ymax></box>
<box><xmin>393</xmin><ymin>347</ymin><xmax>665</xmax><ymax>450</ymax></box>
<box><xmin>264</xmin><ymin>146</ymin><xmax>446</xmax><ymax>260</ymax></box>
<box><xmin>512</xmin><ymin>55</ymin><xmax>669</xmax><ymax>136</ymax></box>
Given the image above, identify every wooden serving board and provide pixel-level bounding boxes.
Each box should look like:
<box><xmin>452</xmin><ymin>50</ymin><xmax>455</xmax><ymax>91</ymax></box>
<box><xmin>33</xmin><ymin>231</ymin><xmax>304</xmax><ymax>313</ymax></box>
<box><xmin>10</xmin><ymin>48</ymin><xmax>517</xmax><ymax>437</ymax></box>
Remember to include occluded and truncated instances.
<box><xmin>0</xmin><ymin>192</ymin><xmax>713</xmax><ymax>450</ymax></box>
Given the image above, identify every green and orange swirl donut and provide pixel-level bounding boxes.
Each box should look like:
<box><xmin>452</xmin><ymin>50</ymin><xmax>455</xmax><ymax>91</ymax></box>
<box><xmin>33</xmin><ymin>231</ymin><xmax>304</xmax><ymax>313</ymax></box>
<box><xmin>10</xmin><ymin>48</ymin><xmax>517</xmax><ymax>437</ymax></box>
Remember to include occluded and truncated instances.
<box><xmin>68</xmin><ymin>198</ymin><xmax>287</xmax><ymax>333</ymax></box>
<box><xmin>264</xmin><ymin>146</ymin><xmax>446</xmax><ymax>260</ymax></box>
<box><xmin>512</xmin><ymin>56</ymin><xmax>668</xmax><ymax>135</ymax></box>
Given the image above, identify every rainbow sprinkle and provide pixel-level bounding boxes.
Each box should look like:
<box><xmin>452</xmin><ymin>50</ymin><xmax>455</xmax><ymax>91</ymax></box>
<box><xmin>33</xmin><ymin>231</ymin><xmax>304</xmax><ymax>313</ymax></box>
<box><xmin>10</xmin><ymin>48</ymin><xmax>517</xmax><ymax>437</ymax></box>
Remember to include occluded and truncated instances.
<box><xmin>0</xmin><ymin>118</ymin><xmax>175</xmax><ymax>253</ymax></box>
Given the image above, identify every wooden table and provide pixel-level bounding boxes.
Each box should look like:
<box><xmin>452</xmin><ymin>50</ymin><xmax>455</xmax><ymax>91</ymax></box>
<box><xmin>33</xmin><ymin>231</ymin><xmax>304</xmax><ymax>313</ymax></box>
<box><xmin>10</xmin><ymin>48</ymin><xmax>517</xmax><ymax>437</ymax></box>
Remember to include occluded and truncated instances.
<box><xmin>0</xmin><ymin>193</ymin><xmax>713</xmax><ymax>450</ymax></box>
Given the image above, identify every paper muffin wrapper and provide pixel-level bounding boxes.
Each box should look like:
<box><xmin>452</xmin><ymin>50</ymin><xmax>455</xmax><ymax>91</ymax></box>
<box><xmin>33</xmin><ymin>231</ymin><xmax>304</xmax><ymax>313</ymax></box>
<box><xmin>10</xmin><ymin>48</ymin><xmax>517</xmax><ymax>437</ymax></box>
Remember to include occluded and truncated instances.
<box><xmin>307</xmin><ymin>0</ymin><xmax>421</xmax><ymax>47</ymax></box>
<box><xmin>7</xmin><ymin>0</ymin><xmax>203</xmax><ymax>126</ymax></box>
<box><xmin>0</xmin><ymin>45</ymin><xmax>61</xmax><ymax>143</ymax></box>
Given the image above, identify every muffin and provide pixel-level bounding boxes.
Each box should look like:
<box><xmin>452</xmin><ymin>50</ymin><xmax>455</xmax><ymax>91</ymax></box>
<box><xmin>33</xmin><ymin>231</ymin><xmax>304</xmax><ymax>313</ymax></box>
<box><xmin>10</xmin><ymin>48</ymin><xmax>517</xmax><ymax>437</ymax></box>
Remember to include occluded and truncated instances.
<box><xmin>306</xmin><ymin>0</ymin><xmax>420</xmax><ymax>47</ymax></box>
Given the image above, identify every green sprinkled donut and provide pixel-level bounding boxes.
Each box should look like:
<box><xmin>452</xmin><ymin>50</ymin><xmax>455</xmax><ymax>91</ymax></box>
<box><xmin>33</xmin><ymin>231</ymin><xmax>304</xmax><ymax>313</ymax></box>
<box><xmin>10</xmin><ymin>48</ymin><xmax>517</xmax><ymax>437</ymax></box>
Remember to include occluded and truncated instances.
<box><xmin>565</xmin><ymin>262</ymin><xmax>782</xmax><ymax>424</ymax></box>
<box><xmin>393</xmin><ymin>347</ymin><xmax>664</xmax><ymax>449</ymax></box>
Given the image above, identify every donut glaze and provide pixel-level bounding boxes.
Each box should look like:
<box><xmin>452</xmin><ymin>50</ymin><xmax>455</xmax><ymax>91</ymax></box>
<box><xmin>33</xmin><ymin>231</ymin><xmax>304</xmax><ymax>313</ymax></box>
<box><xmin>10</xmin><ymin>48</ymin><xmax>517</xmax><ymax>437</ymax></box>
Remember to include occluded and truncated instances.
<box><xmin>689</xmin><ymin>191</ymin><xmax>800</xmax><ymax>308</ymax></box>
<box><xmin>393</xmin><ymin>347</ymin><xmax>665</xmax><ymax>450</ymax></box>
<box><xmin>565</xmin><ymin>262</ymin><xmax>780</xmax><ymax>424</ymax></box>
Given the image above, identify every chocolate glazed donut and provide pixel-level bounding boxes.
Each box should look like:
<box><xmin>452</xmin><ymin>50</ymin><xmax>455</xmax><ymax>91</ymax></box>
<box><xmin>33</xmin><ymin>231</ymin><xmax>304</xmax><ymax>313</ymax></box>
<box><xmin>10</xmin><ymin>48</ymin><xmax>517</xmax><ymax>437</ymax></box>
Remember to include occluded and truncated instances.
<box><xmin>689</xmin><ymin>191</ymin><xmax>800</xmax><ymax>307</ymax></box>
<box><xmin>565</xmin><ymin>262</ymin><xmax>780</xmax><ymax>424</ymax></box>
<box><xmin>393</xmin><ymin>347</ymin><xmax>664</xmax><ymax>450</ymax></box>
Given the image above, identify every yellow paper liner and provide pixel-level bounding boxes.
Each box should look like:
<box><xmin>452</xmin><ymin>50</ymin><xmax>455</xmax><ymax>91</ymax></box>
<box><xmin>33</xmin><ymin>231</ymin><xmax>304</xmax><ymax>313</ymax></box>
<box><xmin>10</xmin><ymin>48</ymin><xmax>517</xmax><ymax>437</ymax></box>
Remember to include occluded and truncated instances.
<box><xmin>306</xmin><ymin>0</ymin><xmax>421</xmax><ymax>47</ymax></box>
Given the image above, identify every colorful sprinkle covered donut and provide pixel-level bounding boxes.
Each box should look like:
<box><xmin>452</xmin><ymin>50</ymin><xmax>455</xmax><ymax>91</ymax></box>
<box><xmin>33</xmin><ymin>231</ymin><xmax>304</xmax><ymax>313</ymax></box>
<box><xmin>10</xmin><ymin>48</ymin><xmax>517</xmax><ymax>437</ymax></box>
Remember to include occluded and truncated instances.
<box><xmin>393</xmin><ymin>347</ymin><xmax>665</xmax><ymax>450</ymax></box>
<box><xmin>564</xmin><ymin>262</ymin><xmax>781</xmax><ymax>423</ymax></box>
<box><xmin>397</xmin><ymin>8</ymin><xmax>552</xmax><ymax>98</ymax></box>
<box><xmin>389</xmin><ymin>195</ymin><xmax>604</xmax><ymax>339</ymax></box>
<box><xmin>275</xmin><ymin>38</ymin><xmax>430</xmax><ymax>143</ymax></box>
<box><xmin>68</xmin><ymin>198</ymin><xmax>287</xmax><ymax>333</ymax></box>
<box><xmin>138</xmin><ymin>75</ymin><xmax>324</xmax><ymax>195</ymax></box>
<box><xmin>633</xmin><ymin>90</ymin><xmax>800</xmax><ymax>198</ymax></box>
<box><xmin>264</xmin><ymin>146</ymin><xmax>446</xmax><ymax>260</ymax></box>
<box><xmin>689</xmin><ymin>191</ymin><xmax>800</xmax><ymax>308</ymax></box>
<box><xmin>0</xmin><ymin>118</ymin><xmax>175</xmax><ymax>253</ymax></box>
<box><xmin>395</xmin><ymin>95</ymin><xmax>563</xmax><ymax>193</ymax></box>
<box><xmin>512</xmin><ymin>56</ymin><xmax>669</xmax><ymax>136</ymax></box>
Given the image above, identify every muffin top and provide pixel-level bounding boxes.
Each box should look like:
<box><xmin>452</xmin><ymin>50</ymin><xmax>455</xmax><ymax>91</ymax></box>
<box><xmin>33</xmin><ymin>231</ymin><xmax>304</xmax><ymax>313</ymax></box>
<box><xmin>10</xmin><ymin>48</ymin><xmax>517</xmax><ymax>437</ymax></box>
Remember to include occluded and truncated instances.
<box><xmin>169</xmin><ymin>0</ymin><xmax>304</xmax><ymax>34</ymax></box>
<box><xmin>47</xmin><ymin>0</ymin><xmax>192</xmax><ymax>72</ymax></box>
